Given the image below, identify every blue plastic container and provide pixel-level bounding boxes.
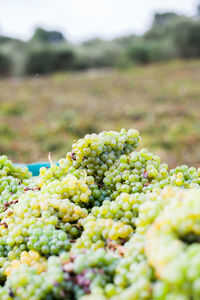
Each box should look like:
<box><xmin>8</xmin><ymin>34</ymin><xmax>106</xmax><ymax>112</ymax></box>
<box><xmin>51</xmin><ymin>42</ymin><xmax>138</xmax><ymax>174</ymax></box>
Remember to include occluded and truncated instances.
<box><xmin>15</xmin><ymin>162</ymin><xmax>58</xmax><ymax>176</ymax></box>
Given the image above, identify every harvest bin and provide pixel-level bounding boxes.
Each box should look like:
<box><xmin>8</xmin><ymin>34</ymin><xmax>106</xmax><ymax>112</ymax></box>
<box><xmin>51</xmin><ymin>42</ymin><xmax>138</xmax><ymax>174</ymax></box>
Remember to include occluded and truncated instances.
<box><xmin>15</xmin><ymin>162</ymin><xmax>58</xmax><ymax>176</ymax></box>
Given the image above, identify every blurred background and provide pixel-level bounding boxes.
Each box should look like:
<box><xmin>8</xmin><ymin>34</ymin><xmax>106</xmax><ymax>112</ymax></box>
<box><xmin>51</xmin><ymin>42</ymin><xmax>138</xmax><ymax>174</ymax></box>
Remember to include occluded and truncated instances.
<box><xmin>0</xmin><ymin>0</ymin><xmax>200</xmax><ymax>167</ymax></box>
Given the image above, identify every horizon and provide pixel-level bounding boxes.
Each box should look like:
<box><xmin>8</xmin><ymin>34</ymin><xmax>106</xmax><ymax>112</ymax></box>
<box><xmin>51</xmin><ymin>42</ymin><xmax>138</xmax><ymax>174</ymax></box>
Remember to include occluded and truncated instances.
<box><xmin>0</xmin><ymin>0</ymin><xmax>199</xmax><ymax>43</ymax></box>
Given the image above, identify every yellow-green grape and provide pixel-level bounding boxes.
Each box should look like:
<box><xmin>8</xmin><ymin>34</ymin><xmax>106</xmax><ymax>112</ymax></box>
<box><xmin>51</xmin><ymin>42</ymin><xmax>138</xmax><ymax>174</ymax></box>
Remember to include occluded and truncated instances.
<box><xmin>0</xmin><ymin>176</ymin><xmax>24</xmax><ymax>208</ymax></box>
<box><xmin>0</xmin><ymin>129</ymin><xmax>200</xmax><ymax>300</ymax></box>
<box><xmin>71</xmin><ymin>129</ymin><xmax>140</xmax><ymax>163</ymax></box>
<box><xmin>0</xmin><ymin>157</ymin><xmax>36</xmax><ymax>212</ymax></box>
<box><xmin>145</xmin><ymin>188</ymin><xmax>200</xmax><ymax>298</ymax></box>
<box><xmin>80</xmin><ymin>293</ymin><xmax>107</xmax><ymax>300</ymax></box>
<box><xmin>5</xmin><ymin>250</ymin><xmax>47</xmax><ymax>276</ymax></box>
<box><xmin>0</xmin><ymin>175</ymin><xmax>39</xmax><ymax>213</ymax></box>
<box><xmin>0</xmin><ymin>186</ymin><xmax>87</xmax><ymax>267</ymax></box>
<box><xmin>61</xmin><ymin>248</ymin><xmax>118</xmax><ymax>299</ymax></box>
<box><xmin>103</xmin><ymin>149</ymin><xmax>169</xmax><ymax>199</ymax></box>
<box><xmin>135</xmin><ymin>189</ymin><xmax>165</xmax><ymax>235</ymax></box>
<box><xmin>38</xmin><ymin>162</ymin><xmax>66</xmax><ymax>187</ymax></box>
<box><xmin>0</xmin><ymin>255</ymin><xmax>64</xmax><ymax>300</ymax></box>
<box><xmin>91</xmin><ymin>192</ymin><xmax>146</xmax><ymax>227</ymax></box>
<box><xmin>109</xmin><ymin>232</ymin><xmax>153</xmax><ymax>300</ymax></box>
<box><xmin>169</xmin><ymin>165</ymin><xmax>200</xmax><ymax>188</ymax></box>
<box><xmin>39</xmin><ymin>129</ymin><xmax>140</xmax><ymax>187</ymax></box>
<box><xmin>0</xmin><ymin>155</ymin><xmax>31</xmax><ymax>180</ymax></box>
<box><xmin>40</xmin><ymin>174</ymin><xmax>91</xmax><ymax>206</ymax></box>
<box><xmin>73</xmin><ymin>218</ymin><xmax>133</xmax><ymax>252</ymax></box>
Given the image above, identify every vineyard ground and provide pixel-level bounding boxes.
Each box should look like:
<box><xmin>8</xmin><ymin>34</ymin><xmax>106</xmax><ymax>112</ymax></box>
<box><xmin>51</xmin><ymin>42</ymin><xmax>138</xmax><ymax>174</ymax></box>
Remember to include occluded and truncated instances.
<box><xmin>0</xmin><ymin>59</ymin><xmax>200</xmax><ymax>168</ymax></box>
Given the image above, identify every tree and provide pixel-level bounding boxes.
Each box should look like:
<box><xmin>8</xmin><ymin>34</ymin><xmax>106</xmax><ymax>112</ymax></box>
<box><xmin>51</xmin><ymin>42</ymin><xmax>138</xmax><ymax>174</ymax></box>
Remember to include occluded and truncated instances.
<box><xmin>24</xmin><ymin>46</ymin><xmax>75</xmax><ymax>75</ymax></box>
<box><xmin>197</xmin><ymin>4</ymin><xmax>200</xmax><ymax>17</ymax></box>
<box><xmin>31</xmin><ymin>27</ymin><xmax>66</xmax><ymax>44</ymax></box>
<box><xmin>0</xmin><ymin>52</ymin><xmax>11</xmax><ymax>76</ymax></box>
<box><xmin>153</xmin><ymin>12</ymin><xmax>179</xmax><ymax>26</ymax></box>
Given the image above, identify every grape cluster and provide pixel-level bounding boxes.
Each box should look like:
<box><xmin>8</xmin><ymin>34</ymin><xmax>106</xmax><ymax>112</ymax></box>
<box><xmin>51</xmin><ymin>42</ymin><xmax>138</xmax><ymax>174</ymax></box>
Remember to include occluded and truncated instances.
<box><xmin>40</xmin><ymin>174</ymin><xmax>91</xmax><ymax>205</ymax></box>
<box><xmin>91</xmin><ymin>192</ymin><xmax>145</xmax><ymax>227</ymax></box>
<box><xmin>0</xmin><ymin>156</ymin><xmax>31</xmax><ymax>180</ymax></box>
<box><xmin>0</xmin><ymin>156</ymin><xmax>35</xmax><ymax>213</ymax></box>
<box><xmin>0</xmin><ymin>129</ymin><xmax>200</xmax><ymax>300</ymax></box>
<box><xmin>103</xmin><ymin>149</ymin><xmax>169</xmax><ymax>199</ymax></box>
<box><xmin>39</xmin><ymin>129</ymin><xmax>140</xmax><ymax>206</ymax></box>
<box><xmin>169</xmin><ymin>165</ymin><xmax>200</xmax><ymax>188</ymax></box>
<box><xmin>0</xmin><ymin>255</ymin><xmax>64</xmax><ymax>300</ymax></box>
<box><xmin>73</xmin><ymin>217</ymin><xmax>133</xmax><ymax>252</ymax></box>
<box><xmin>145</xmin><ymin>188</ymin><xmax>200</xmax><ymax>298</ymax></box>
<box><xmin>0</xmin><ymin>188</ymin><xmax>88</xmax><ymax>263</ymax></box>
<box><xmin>5</xmin><ymin>250</ymin><xmax>47</xmax><ymax>276</ymax></box>
<box><xmin>60</xmin><ymin>248</ymin><xmax>119</xmax><ymax>299</ymax></box>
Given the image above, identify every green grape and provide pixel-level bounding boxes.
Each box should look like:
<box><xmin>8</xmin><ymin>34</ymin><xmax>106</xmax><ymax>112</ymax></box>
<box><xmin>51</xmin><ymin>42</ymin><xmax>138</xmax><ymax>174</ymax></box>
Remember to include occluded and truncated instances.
<box><xmin>0</xmin><ymin>130</ymin><xmax>200</xmax><ymax>300</ymax></box>
<box><xmin>40</xmin><ymin>174</ymin><xmax>91</xmax><ymax>206</ymax></box>
<box><xmin>103</xmin><ymin>149</ymin><xmax>169</xmax><ymax>199</ymax></box>
<box><xmin>91</xmin><ymin>192</ymin><xmax>146</xmax><ymax>227</ymax></box>
<box><xmin>0</xmin><ymin>155</ymin><xmax>31</xmax><ymax>180</ymax></box>
<box><xmin>41</xmin><ymin>129</ymin><xmax>140</xmax><ymax>182</ymax></box>
<box><xmin>169</xmin><ymin>165</ymin><xmax>200</xmax><ymax>188</ymax></box>
<box><xmin>145</xmin><ymin>188</ymin><xmax>200</xmax><ymax>297</ymax></box>
<box><xmin>0</xmin><ymin>255</ymin><xmax>65</xmax><ymax>300</ymax></box>
<box><xmin>61</xmin><ymin>248</ymin><xmax>118</xmax><ymax>299</ymax></box>
<box><xmin>73</xmin><ymin>218</ymin><xmax>133</xmax><ymax>252</ymax></box>
<box><xmin>0</xmin><ymin>157</ymin><xmax>39</xmax><ymax>214</ymax></box>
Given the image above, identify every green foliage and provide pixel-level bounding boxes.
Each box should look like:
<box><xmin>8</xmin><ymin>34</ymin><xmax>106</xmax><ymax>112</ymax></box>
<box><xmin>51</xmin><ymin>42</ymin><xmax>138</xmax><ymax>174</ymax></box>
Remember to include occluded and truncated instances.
<box><xmin>31</xmin><ymin>27</ymin><xmax>66</xmax><ymax>43</ymax></box>
<box><xmin>197</xmin><ymin>4</ymin><xmax>200</xmax><ymax>17</ymax></box>
<box><xmin>24</xmin><ymin>46</ymin><xmax>75</xmax><ymax>75</ymax></box>
<box><xmin>127</xmin><ymin>39</ymin><xmax>176</xmax><ymax>64</ymax></box>
<box><xmin>144</xmin><ymin>14</ymin><xmax>182</xmax><ymax>40</ymax></box>
<box><xmin>74</xmin><ymin>41</ymin><xmax>126</xmax><ymax>70</ymax></box>
<box><xmin>153</xmin><ymin>12</ymin><xmax>179</xmax><ymax>26</ymax></box>
<box><xmin>0</xmin><ymin>52</ymin><xmax>11</xmax><ymax>76</ymax></box>
<box><xmin>145</xmin><ymin>16</ymin><xmax>200</xmax><ymax>59</ymax></box>
<box><xmin>0</xmin><ymin>36</ymin><xmax>19</xmax><ymax>45</ymax></box>
<box><xmin>172</xmin><ymin>18</ymin><xmax>200</xmax><ymax>58</ymax></box>
<box><xmin>0</xmin><ymin>101</ymin><xmax>27</xmax><ymax>116</ymax></box>
<box><xmin>1</xmin><ymin>8</ymin><xmax>200</xmax><ymax>75</ymax></box>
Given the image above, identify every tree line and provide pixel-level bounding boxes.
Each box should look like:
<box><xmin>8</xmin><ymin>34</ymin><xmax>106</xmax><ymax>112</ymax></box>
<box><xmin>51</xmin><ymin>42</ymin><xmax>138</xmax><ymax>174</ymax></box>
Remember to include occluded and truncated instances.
<box><xmin>0</xmin><ymin>8</ymin><xmax>200</xmax><ymax>76</ymax></box>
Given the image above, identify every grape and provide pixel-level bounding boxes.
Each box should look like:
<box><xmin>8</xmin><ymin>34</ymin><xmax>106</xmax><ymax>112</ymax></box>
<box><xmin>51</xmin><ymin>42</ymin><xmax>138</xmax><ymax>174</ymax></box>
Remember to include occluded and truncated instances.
<box><xmin>145</xmin><ymin>188</ymin><xmax>200</xmax><ymax>297</ymax></box>
<box><xmin>0</xmin><ymin>155</ymin><xmax>31</xmax><ymax>180</ymax></box>
<box><xmin>0</xmin><ymin>129</ymin><xmax>200</xmax><ymax>299</ymax></box>
<box><xmin>169</xmin><ymin>165</ymin><xmax>200</xmax><ymax>188</ymax></box>
<box><xmin>0</xmin><ymin>156</ymin><xmax>38</xmax><ymax>214</ymax></box>
<box><xmin>40</xmin><ymin>174</ymin><xmax>91</xmax><ymax>206</ymax></box>
<box><xmin>0</xmin><ymin>255</ymin><xmax>64</xmax><ymax>300</ymax></box>
<box><xmin>91</xmin><ymin>192</ymin><xmax>145</xmax><ymax>227</ymax></box>
<box><xmin>103</xmin><ymin>149</ymin><xmax>169</xmax><ymax>199</ymax></box>
<box><xmin>39</xmin><ymin>129</ymin><xmax>140</xmax><ymax>206</ymax></box>
<box><xmin>61</xmin><ymin>248</ymin><xmax>118</xmax><ymax>299</ymax></box>
<box><xmin>73</xmin><ymin>218</ymin><xmax>133</xmax><ymax>252</ymax></box>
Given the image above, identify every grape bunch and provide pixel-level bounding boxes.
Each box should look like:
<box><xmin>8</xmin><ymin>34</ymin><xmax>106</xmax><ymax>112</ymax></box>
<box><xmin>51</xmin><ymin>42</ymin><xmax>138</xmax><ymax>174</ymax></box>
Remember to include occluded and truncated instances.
<box><xmin>90</xmin><ymin>192</ymin><xmax>145</xmax><ymax>227</ymax></box>
<box><xmin>73</xmin><ymin>217</ymin><xmax>133</xmax><ymax>252</ymax></box>
<box><xmin>103</xmin><ymin>149</ymin><xmax>169</xmax><ymax>199</ymax></box>
<box><xmin>0</xmin><ymin>129</ymin><xmax>199</xmax><ymax>300</ymax></box>
<box><xmin>39</xmin><ymin>129</ymin><xmax>140</xmax><ymax>206</ymax></box>
<box><xmin>0</xmin><ymin>156</ymin><xmax>31</xmax><ymax>180</ymax></box>
<box><xmin>0</xmin><ymin>156</ymin><xmax>36</xmax><ymax>213</ymax></box>
<box><xmin>169</xmin><ymin>165</ymin><xmax>200</xmax><ymax>188</ymax></box>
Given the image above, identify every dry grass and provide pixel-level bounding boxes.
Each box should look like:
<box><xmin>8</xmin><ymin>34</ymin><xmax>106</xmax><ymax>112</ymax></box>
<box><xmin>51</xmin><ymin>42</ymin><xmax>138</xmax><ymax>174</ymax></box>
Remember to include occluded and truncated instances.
<box><xmin>0</xmin><ymin>60</ymin><xmax>200</xmax><ymax>168</ymax></box>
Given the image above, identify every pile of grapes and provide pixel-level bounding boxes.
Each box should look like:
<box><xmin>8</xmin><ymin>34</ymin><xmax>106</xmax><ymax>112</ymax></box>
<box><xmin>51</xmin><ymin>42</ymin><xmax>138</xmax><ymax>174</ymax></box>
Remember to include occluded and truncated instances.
<box><xmin>0</xmin><ymin>129</ymin><xmax>200</xmax><ymax>300</ymax></box>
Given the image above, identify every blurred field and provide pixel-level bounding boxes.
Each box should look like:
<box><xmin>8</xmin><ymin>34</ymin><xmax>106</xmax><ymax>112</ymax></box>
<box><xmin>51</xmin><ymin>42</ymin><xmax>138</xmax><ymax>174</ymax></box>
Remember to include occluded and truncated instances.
<box><xmin>0</xmin><ymin>59</ymin><xmax>200</xmax><ymax>168</ymax></box>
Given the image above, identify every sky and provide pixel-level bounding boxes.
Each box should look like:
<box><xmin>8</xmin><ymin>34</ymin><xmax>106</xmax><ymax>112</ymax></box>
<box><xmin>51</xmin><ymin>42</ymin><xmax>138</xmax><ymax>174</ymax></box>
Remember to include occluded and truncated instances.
<box><xmin>0</xmin><ymin>0</ymin><xmax>199</xmax><ymax>42</ymax></box>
